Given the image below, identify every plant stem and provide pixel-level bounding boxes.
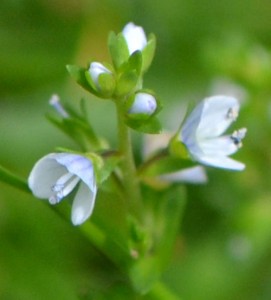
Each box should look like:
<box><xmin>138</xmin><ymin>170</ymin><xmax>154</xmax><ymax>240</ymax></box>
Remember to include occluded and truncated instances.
<box><xmin>0</xmin><ymin>164</ymin><xmax>30</xmax><ymax>193</ymax></box>
<box><xmin>147</xmin><ymin>281</ymin><xmax>180</xmax><ymax>300</ymax></box>
<box><xmin>116</xmin><ymin>100</ymin><xmax>142</xmax><ymax>218</ymax></box>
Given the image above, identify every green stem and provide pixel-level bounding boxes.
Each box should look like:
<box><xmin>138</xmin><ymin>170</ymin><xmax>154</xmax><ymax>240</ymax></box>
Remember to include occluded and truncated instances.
<box><xmin>116</xmin><ymin>100</ymin><xmax>142</xmax><ymax>217</ymax></box>
<box><xmin>0</xmin><ymin>164</ymin><xmax>30</xmax><ymax>193</ymax></box>
<box><xmin>147</xmin><ymin>281</ymin><xmax>180</xmax><ymax>300</ymax></box>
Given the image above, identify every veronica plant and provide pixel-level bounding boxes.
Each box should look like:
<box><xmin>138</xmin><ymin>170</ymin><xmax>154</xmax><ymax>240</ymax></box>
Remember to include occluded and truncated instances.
<box><xmin>0</xmin><ymin>22</ymin><xmax>248</xmax><ymax>299</ymax></box>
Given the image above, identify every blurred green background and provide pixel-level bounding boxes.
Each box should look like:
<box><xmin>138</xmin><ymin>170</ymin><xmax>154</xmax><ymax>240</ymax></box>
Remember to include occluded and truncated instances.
<box><xmin>1</xmin><ymin>0</ymin><xmax>271</xmax><ymax>299</ymax></box>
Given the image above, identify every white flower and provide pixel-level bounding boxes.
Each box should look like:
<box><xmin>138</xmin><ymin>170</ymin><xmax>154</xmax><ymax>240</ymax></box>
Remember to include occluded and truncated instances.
<box><xmin>28</xmin><ymin>153</ymin><xmax>97</xmax><ymax>226</ymax></box>
<box><xmin>122</xmin><ymin>22</ymin><xmax>147</xmax><ymax>55</ymax></box>
<box><xmin>181</xmin><ymin>95</ymin><xmax>247</xmax><ymax>170</ymax></box>
<box><xmin>129</xmin><ymin>93</ymin><xmax>157</xmax><ymax>115</ymax></box>
<box><xmin>143</xmin><ymin>133</ymin><xmax>207</xmax><ymax>184</ymax></box>
<box><xmin>88</xmin><ymin>62</ymin><xmax>112</xmax><ymax>90</ymax></box>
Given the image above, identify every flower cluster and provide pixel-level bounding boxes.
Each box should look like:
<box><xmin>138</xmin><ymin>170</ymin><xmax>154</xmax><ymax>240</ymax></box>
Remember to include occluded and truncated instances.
<box><xmin>28</xmin><ymin>23</ymin><xmax>247</xmax><ymax>227</ymax></box>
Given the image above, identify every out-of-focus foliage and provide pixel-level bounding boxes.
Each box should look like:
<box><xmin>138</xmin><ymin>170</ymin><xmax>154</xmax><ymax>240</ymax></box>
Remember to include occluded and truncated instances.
<box><xmin>1</xmin><ymin>0</ymin><xmax>271</xmax><ymax>299</ymax></box>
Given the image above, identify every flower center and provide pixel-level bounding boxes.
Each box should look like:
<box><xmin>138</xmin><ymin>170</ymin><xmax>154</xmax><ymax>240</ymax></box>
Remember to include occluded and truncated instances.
<box><xmin>49</xmin><ymin>172</ymin><xmax>80</xmax><ymax>204</ymax></box>
<box><xmin>227</xmin><ymin>107</ymin><xmax>239</xmax><ymax>121</ymax></box>
<box><xmin>231</xmin><ymin>128</ymin><xmax>247</xmax><ymax>148</ymax></box>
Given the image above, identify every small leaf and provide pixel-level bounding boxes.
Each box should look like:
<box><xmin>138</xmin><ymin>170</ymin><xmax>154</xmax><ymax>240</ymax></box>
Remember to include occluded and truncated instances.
<box><xmin>98</xmin><ymin>151</ymin><xmax>122</xmax><ymax>183</ymax></box>
<box><xmin>126</xmin><ymin>116</ymin><xmax>162</xmax><ymax>134</ymax></box>
<box><xmin>127</xmin><ymin>50</ymin><xmax>143</xmax><ymax>75</ymax></box>
<box><xmin>142</xmin><ymin>34</ymin><xmax>156</xmax><ymax>72</ymax></box>
<box><xmin>66</xmin><ymin>65</ymin><xmax>97</xmax><ymax>95</ymax></box>
<box><xmin>108</xmin><ymin>32</ymin><xmax>130</xmax><ymax>70</ymax></box>
<box><xmin>115</xmin><ymin>70</ymin><xmax>139</xmax><ymax>97</ymax></box>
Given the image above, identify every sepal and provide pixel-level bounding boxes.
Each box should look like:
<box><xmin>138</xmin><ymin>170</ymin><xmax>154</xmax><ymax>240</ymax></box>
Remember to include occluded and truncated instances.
<box><xmin>168</xmin><ymin>133</ymin><xmax>190</xmax><ymax>159</ymax></box>
<box><xmin>125</xmin><ymin>116</ymin><xmax>162</xmax><ymax>134</ymax></box>
<box><xmin>99</xmin><ymin>151</ymin><xmax>122</xmax><ymax>183</ymax></box>
<box><xmin>85</xmin><ymin>62</ymin><xmax>116</xmax><ymax>98</ymax></box>
<box><xmin>114</xmin><ymin>51</ymin><xmax>142</xmax><ymax>97</ymax></box>
<box><xmin>66</xmin><ymin>64</ymin><xmax>98</xmax><ymax>95</ymax></box>
<box><xmin>142</xmin><ymin>33</ymin><xmax>156</xmax><ymax>73</ymax></box>
<box><xmin>47</xmin><ymin>98</ymin><xmax>104</xmax><ymax>151</ymax></box>
<box><xmin>108</xmin><ymin>31</ymin><xmax>130</xmax><ymax>70</ymax></box>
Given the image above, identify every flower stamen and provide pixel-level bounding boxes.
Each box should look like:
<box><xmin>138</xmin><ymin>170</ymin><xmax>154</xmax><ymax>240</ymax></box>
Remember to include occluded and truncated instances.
<box><xmin>231</xmin><ymin>128</ymin><xmax>247</xmax><ymax>148</ymax></box>
<box><xmin>50</xmin><ymin>172</ymin><xmax>80</xmax><ymax>204</ymax></box>
<box><xmin>227</xmin><ymin>107</ymin><xmax>239</xmax><ymax>121</ymax></box>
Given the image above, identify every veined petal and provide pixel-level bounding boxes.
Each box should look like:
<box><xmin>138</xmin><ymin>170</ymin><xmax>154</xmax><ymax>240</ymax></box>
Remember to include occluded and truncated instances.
<box><xmin>28</xmin><ymin>153</ymin><xmax>67</xmax><ymax>198</ymax></box>
<box><xmin>197</xmin><ymin>95</ymin><xmax>240</xmax><ymax>138</ymax></box>
<box><xmin>71</xmin><ymin>182</ymin><xmax>97</xmax><ymax>225</ymax></box>
<box><xmin>199</xmin><ymin>135</ymin><xmax>240</xmax><ymax>156</ymax></box>
<box><xmin>122</xmin><ymin>22</ymin><xmax>147</xmax><ymax>54</ymax></box>
<box><xmin>54</xmin><ymin>153</ymin><xmax>96</xmax><ymax>192</ymax></box>
<box><xmin>195</xmin><ymin>154</ymin><xmax>245</xmax><ymax>171</ymax></box>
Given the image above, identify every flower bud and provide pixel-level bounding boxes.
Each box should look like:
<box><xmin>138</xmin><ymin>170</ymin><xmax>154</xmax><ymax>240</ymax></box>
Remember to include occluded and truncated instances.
<box><xmin>86</xmin><ymin>62</ymin><xmax>115</xmax><ymax>97</ymax></box>
<box><xmin>128</xmin><ymin>92</ymin><xmax>157</xmax><ymax>116</ymax></box>
<box><xmin>122</xmin><ymin>22</ymin><xmax>147</xmax><ymax>55</ymax></box>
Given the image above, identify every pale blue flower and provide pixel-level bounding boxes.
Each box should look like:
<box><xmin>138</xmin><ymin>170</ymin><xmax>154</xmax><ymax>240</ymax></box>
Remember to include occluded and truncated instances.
<box><xmin>181</xmin><ymin>95</ymin><xmax>247</xmax><ymax>170</ymax></box>
<box><xmin>28</xmin><ymin>153</ymin><xmax>97</xmax><ymax>225</ymax></box>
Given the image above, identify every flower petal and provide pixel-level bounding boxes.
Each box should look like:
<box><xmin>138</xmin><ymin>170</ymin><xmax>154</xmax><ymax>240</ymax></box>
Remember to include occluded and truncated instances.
<box><xmin>71</xmin><ymin>182</ymin><xmax>97</xmax><ymax>225</ymax></box>
<box><xmin>160</xmin><ymin>166</ymin><xmax>207</xmax><ymax>184</ymax></box>
<box><xmin>197</xmin><ymin>95</ymin><xmax>240</xmax><ymax>138</ymax></box>
<box><xmin>54</xmin><ymin>153</ymin><xmax>96</xmax><ymax>192</ymax></box>
<box><xmin>199</xmin><ymin>135</ymin><xmax>240</xmax><ymax>156</ymax></box>
<box><xmin>28</xmin><ymin>153</ymin><xmax>66</xmax><ymax>199</ymax></box>
<box><xmin>195</xmin><ymin>154</ymin><xmax>245</xmax><ymax>171</ymax></box>
<box><xmin>122</xmin><ymin>22</ymin><xmax>147</xmax><ymax>54</ymax></box>
<box><xmin>181</xmin><ymin>100</ymin><xmax>205</xmax><ymax>146</ymax></box>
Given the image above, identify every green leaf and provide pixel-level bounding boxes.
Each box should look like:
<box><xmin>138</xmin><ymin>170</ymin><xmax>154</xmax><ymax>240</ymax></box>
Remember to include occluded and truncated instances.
<box><xmin>85</xmin><ymin>69</ymin><xmax>116</xmax><ymax>99</ymax></box>
<box><xmin>127</xmin><ymin>50</ymin><xmax>143</xmax><ymax>75</ymax></box>
<box><xmin>115</xmin><ymin>70</ymin><xmax>139</xmax><ymax>97</ymax></box>
<box><xmin>47</xmin><ymin>114</ymin><xmax>101</xmax><ymax>152</ymax></box>
<box><xmin>129</xmin><ymin>185</ymin><xmax>186</xmax><ymax>294</ymax></box>
<box><xmin>98</xmin><ymin>72</ymin><xmax>116</xmax><ymax>97</ymax></box>
<box><xmin>114</xmin><ymin>51</ymin><xmax>143</xmax><ymax>96</ymax></box>
<box><xmin>142</xmin><ymin>34</ymin><xmax>156</xmax><ymax>72</ymax></box>
<box><xmin>98</xmin><ymin>151</ymin><xmax>122</xmax><ymax>184</ymax></box>
<box><xmin>126</xmin><ymin>116</ymin><xmax>162</xmax><ymax>134</ymax></box>
<box><xmin>66</xmin><ymin>65</ymin><xmax>97</xmax><ymax>95</ymax></box>
<box><xmin>108</xmin><ymin>31</ymin><xmax>130</xmax><ymax>70</ymax></box>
